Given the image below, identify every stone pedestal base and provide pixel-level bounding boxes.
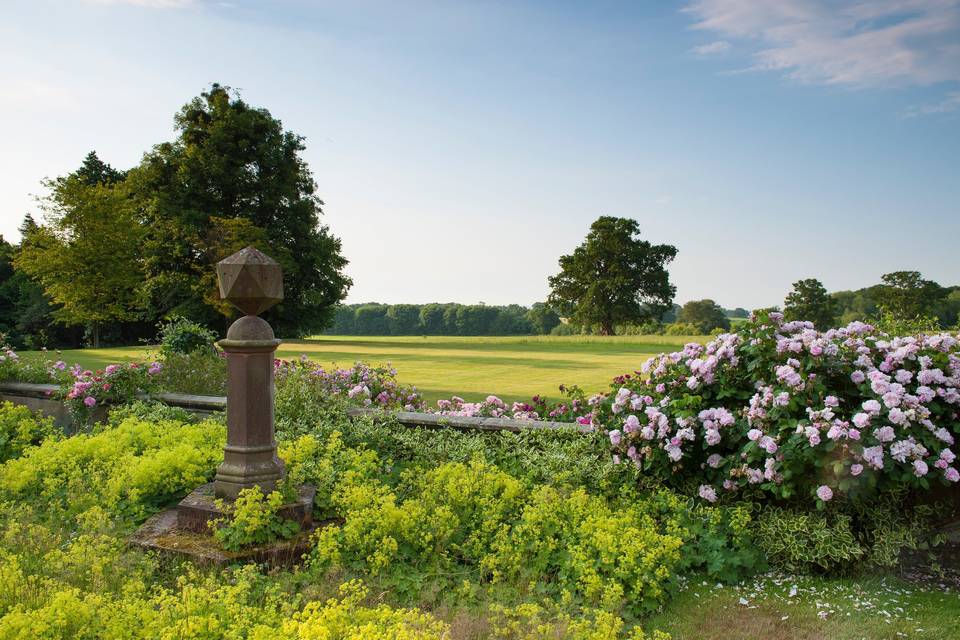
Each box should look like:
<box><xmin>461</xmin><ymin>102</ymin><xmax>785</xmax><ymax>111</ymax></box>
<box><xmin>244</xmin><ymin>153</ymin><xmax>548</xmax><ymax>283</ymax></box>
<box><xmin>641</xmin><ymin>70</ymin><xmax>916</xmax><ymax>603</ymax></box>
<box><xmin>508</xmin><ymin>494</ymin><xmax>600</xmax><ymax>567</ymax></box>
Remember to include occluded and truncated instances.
<box><xmin>130</xmin><ymin>483</ymin><xmax>324</xmax><ymax>567</ymax></box>
<box><xmin>177</xmin><ymin>483</ymin><xmax>314</xmax><ymax>533</ymax></box>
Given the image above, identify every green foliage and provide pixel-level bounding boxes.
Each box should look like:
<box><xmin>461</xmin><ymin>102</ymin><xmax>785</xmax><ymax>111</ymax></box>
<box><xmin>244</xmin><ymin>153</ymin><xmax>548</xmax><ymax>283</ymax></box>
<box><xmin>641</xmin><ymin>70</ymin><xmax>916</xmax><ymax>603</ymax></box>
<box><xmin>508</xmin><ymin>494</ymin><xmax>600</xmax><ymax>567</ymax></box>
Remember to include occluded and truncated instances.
<box><xmin>157</xmin><ymin>315</ymin><xmax>218</xmax><ymax>356</ymax></box>
<box><xmin>548</xmin><ymin>217</ymin><xmax>677</xmax><ymax>336</ymax></box>
<box><xmin>482</xmin><ymin>485</ymin><xmax>683</xmax><ymax>615</ymax></box>
<box><xmin>642</xmin><ymin>493</ymin><xmax>764</xmax><ymax>583</ymax></box>
<box><xmin>662</xmin><ymin>321</ymin><xmax>699</xmax><ymax>336</ymax></box>
<box><xmin>329</xmin><ymin>302</ymin><xmax>540</xmax><ymax>336</ymax></box>
<box><xmin>784</xmin><ymin>278</ymin><xmax>838</xmax><ymax>328</ymax></box>
<box><xmin>870</xmin><ymin>306</ymin><xmax>943</xmax><ymax>335</ymax></box>
<box><xmin>878</xmin><ymin>271</ymin><xmax>946</xmax><ymax>321</ymax></box>
<box><xmin>832</xmin><ymin>271</ymin><xmax>957</xmax><ymax>329</ymax></box>
<box><xmin>0</xmin><ymin>416</ymin><xmax>224</xmax><ymax>522</ymax></box>
<box><xmin>0</xmin><ymin>401</ymin><xmax>57</xmax><ymax>463</ymax></box>
<box><xmin>754</xmin><ymin>508</ymin><xmax>864</xmax><ymax>573</ymax></box>
<box><xmin>550</xmin><ymin>322</ymin><xmax>582</xmax><ymax>336</ymax></box>
<box><xmin>210</xmin><ymin>488</ymin><xmax>300</xmax><ymax>552</ymax></box>
<box><xmin>14</xmin><ymin>154</ymin><xmax>143</xmax><ymax>347</ymax></box>
<box><xmin>156</xmin><ymin>349</ymin><xmax>227</xmax><ymax>396</ymax></box>
<box><xmin>526</xmin><ymin>302</ymin><xmax>561</xmax><ymax>335</ymax></box>
<box><xmin>487</xmin><ymin>602</ymin><xmax>670</xmax><ymax>639</ymax></box>
<box><xmin>131</xmin><ymin>83</ymin><xmax>351</xmax><ymax>336</ymax></box>
<box><xmin>106</xmin><ymin>399</ymin><xmax>202</xmax><ymax>425</ymax></box>
<box><xmin>279</xmin><ymin>431</ymin><xmax>381</xmax><ymax>516</ymax></box>
<box><xmin>284</xmin><ymin>409</ymin><xmax>629</xmax><ymax>497</ymax></box>
<box><xmin>675</xmin><ymin>299</ymin><xmax>730</xmax><ymax>334</ymax></box>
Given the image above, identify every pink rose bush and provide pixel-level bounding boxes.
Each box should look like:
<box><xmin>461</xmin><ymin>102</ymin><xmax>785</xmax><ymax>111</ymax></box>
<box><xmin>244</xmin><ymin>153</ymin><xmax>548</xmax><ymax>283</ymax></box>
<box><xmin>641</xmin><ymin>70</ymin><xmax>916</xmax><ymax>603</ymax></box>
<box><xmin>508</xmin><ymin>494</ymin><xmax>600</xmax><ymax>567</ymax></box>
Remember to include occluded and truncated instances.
<box><xmin>274</xmin><ymin>359</ymin><xmax>425</xmax><ymax>411</ymax></box>
<box><xmin>595</xmin><ymin>311</ymin><xmax>960</xmax><ymax>506</ymax></box>
<box><xmin>62</xmin><ymin>361</ymin><xmax>163</xmax><ymax>424</ymax></box>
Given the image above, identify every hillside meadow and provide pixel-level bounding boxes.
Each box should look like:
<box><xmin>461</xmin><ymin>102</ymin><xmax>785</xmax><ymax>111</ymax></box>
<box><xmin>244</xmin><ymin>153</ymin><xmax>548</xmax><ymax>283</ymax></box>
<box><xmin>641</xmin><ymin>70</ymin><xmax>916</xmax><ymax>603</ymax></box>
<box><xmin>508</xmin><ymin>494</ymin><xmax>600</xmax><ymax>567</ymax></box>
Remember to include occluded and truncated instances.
<box><xmin>19</xmin><ymin>334</ymin><xmax>707</xmax><ymax>404</ymax></box>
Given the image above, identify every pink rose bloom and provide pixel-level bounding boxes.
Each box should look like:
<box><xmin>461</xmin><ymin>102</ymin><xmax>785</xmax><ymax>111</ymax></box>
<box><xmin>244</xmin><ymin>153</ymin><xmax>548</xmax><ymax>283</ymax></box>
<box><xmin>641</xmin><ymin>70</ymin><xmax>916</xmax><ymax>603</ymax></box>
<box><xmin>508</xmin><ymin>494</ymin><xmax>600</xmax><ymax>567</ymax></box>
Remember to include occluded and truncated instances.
<box><xmin>848</xmin><ymin>428</ymin><xmax>861</xmax><ymax>440</ymax></box>
<box><xmin>875</xmin><ymin>426</ymin><xmax>896</xmax><ymax>443</ymax></box>
<box><xmin>945</xmin><ymin>467</ymin><xmax>959</xmax><ymax>482</ymax></box>
<box><xmin>816</xmin><ymin>485</ymin><xmax>833</xmax><ymax>501</ymax></box>
<box><xmin>698</xmin><ymin>484</ymin><xmax>718</xmax><ymax>503</ymax></box>
<box><xmin>850</xmin><ymin>464</ymin><xmax>863</xmax><ymax>476</ymax></box>
<box><xmin>913</xmin><ymin>460</ymin><xmax>929</xmax><ymax>477</ymax></box>
<box><xmin>83</xmin><ymin>396</ymin><xmax>97</xmax><ymax>408</ymax></box>
<box><xmin>609</xmin><ymin>430</ymin><xmax>622</xmax><ymax>446</ymax></box>
<box><xmin>747</xmin><ymin>429</ymin><xmax>762</xmax><ymax>442</ymax></box>
<box><xmin>760</xmin><ymin>436</ymin><xmax>778</xmax><ymax>454</ymax></box>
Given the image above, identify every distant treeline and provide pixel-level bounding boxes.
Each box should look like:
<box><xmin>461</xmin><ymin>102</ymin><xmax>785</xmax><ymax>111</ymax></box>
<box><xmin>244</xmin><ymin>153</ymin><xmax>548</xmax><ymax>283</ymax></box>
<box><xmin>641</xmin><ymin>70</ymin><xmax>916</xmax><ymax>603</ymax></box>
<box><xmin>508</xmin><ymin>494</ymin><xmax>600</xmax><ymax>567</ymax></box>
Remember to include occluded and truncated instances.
<box><xmin>322</xmin><ymin>302</ymin><xmax>752</xmax><ymax>337</ymax></box>
<box><xmin>324</xmin><ymin>303</ymin><xmax>562</xmax><ymax>336</ymax></box>
<box><xmin>832</xmin><ymin>284</ymin><xmax>960</xmax><ymax>327</ymax></box>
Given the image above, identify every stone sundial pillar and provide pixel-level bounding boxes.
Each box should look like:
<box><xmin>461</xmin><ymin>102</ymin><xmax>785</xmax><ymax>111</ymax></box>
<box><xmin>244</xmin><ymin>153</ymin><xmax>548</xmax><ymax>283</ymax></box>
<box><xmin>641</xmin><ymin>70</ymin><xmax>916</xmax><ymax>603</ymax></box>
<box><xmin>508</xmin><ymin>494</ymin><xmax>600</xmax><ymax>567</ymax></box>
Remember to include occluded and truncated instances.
<box><xmin>213</xmin><ymin>247</ymin><xmax>286</xmax><ymax>500</ymax></box>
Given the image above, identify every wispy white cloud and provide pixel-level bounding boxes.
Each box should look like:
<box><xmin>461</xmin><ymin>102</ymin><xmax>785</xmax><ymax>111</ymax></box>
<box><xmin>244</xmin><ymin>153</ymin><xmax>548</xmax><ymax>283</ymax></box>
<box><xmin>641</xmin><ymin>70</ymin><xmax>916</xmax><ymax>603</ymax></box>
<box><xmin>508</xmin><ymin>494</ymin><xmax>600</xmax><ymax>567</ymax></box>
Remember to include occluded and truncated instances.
<box><xmin>684</xmin><ymin>0</ymin><xmax>960</xmax><ymax>88</ymax></box>
<box><xmin>901</xmin><ymin>90</ymin><xmax>960</xmax><ymax>117</ymax></box>
<box><xmin>85</xmin><ymin>0</ymin><xmax>196</xmax><ymax>8</ymax></box>
<box><xmin>691</xmin><ymin>40</ymin><xmax>731</xmax><ymax>55</ymax></box>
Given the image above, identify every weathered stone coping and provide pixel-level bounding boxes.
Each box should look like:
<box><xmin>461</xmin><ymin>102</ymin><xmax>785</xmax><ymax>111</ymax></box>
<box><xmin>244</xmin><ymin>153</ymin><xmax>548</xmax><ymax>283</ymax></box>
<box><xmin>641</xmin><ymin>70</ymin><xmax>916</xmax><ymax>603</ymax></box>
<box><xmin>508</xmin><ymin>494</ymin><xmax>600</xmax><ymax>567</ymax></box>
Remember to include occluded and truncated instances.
<box><xmin>0</xmin><ymin>381</ymin><xmax>584</xmax><ymax>433</ymax></box>
<box><xmin>151</xmin><ymin>392</ymin><xmax>227</xmax><ymax>416</ymax></box>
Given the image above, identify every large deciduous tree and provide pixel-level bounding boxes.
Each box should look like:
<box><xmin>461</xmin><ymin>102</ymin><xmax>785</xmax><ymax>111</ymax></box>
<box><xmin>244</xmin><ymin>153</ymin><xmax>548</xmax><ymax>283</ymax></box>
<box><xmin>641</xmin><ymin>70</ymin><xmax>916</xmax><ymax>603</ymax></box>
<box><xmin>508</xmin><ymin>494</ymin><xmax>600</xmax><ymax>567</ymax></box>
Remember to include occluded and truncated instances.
<box><xmin>547</xmin><ymin>217</ymin><xmax>676</xmax><ymax>335</ymax></box>
<box><xmin>877</xmin><ymin>271</ymin><xmax>945</xmax><ymax>322</ymax></box>
<box><xmin>15</xmin><ymin>153</ymin><xmax>143</xmax><ymax>347</ymax></box>
<box><xmin>783</xmin><ymin>278</ymin><xmax>838</xmax><ymax>329</ymax></box>
<box><xmin>676</xmin><ymin>299</ymin><xmax>730</xmax><ymax>334</ymax></box>
<box><xmin>130</xmin><ymin>83</ymin><xmax>351</xmax><ymax>336</ymax></box>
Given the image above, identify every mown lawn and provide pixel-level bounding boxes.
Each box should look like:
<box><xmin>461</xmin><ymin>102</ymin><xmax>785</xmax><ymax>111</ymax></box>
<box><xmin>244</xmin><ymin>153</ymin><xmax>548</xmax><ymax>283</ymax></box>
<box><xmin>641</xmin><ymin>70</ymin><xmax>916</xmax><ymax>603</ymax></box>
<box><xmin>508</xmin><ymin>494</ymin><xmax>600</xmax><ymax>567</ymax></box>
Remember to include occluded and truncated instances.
<box><xmin>647</xmin><ymin>573</ymin><xmax>959</xmax><ymax>640</ymax></box>
<box><xmin>19</xmin><ymin>334</ymin><xmax>705</xmax><ymax>404</ymax></box>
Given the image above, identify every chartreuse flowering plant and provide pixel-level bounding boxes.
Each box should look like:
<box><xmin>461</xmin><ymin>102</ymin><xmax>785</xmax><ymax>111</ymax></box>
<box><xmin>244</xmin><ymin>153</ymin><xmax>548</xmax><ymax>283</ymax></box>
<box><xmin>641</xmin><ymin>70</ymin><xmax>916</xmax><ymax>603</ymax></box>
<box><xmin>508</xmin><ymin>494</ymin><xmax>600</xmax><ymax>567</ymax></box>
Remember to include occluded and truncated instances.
<box><xmin>210</xmin><ymin>487</ymin><xmax>301</xmax><ymax>552</ymax></box>
<box><xmin>595</xmin><ymin>310</ymin><xmax>960</xmax><ymax>507</ymax></box>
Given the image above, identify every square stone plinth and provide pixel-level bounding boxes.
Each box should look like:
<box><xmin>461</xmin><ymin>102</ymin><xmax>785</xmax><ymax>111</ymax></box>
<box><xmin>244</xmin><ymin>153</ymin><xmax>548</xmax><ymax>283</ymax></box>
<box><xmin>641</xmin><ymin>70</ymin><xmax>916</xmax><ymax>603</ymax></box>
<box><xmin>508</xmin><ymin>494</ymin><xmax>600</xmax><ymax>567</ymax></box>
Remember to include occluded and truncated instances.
<box><xmin>129</xmin><ymin>483</ymin><xmax>328</xmax><ymax>568</ymax></box>
<box><xmin>177</xmin><ymin>483</ymin><xmax>315</xmax><ymax>534</ymax></box>
<box><xmin>130</xmin><ymin>509</ymin><xmax>329</xmax><ymax>567</ymax></box>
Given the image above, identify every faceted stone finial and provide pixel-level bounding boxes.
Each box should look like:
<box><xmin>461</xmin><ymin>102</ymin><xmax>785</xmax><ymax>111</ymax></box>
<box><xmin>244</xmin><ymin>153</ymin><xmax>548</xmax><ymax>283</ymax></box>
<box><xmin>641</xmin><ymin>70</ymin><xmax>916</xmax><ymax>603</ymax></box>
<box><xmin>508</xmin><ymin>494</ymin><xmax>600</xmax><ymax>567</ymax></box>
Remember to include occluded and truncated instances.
<box><xmin>217</xmin><ymin>247</ymin><xmax>284</xmax><ymax>316</ymax></box>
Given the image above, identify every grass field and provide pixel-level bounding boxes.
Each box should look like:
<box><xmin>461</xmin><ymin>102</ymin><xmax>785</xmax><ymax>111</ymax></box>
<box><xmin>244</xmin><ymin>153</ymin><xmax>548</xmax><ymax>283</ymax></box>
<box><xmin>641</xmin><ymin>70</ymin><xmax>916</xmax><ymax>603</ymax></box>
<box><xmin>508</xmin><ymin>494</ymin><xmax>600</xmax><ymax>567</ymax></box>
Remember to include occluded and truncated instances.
<box><xmin>20</xmin><ymin>334</ymin><xmax>705</xmax><ymax>404</ymax></box>
<box><xmin>648</xmin><ymin>573</ymin><xmax>958</xmax><ymax>640</ymax></box>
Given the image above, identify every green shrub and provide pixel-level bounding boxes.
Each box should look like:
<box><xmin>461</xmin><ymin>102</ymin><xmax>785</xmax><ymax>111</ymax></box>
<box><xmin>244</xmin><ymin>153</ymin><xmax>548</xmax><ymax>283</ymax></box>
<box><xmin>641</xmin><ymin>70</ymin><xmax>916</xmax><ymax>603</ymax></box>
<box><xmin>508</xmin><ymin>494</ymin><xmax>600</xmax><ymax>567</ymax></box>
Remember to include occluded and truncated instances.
<box><xmin>549</xmin><ymin>323</ymin><xmax>582</xmax><ymax>336</ymax></box>
<box><xmin>662</xmin><ymin>322</ymin><xmax>699</xmax><ymax>335</ymax></box>
<box><xmin>284</xmin><ymin>407</ymin><xmax>631</xmax><ymax>497</ymax></box>
<box><xmin>0</xmin><ymin>401</ymin><xmax>57</xmax><ymax>463</ymax></box>
<box><xmin>156</xmin><ymin>349</ymin><xmax>227</xmax><ymax>396</ymax></box>
<box><xmin>279</xmin><ymin>431</ymin><xmax>381</xmax><ymax>517</ymax></box>
<box><xmin>483</xmin><ymin>485</ymin><xmax>683</xmax><ymax>615</ymax></box>
<box><xmin>157</xmin><ymin>315</ymin><xmax>218</xmax><ymax>356</ymax></box>
<box><xmin>754</xmin><ymin>507</ymin><xmax>864</xmax><ymax>573</ymax></box>
<box><xmin>632</xmin><ymin>490</ymin><xmax>764</xmax><ymax>583</ymax></box>
<box><xmin>0</xmin><ymin>416</ymin><xmax>224</xmax><ymax>522</ymax></box>
<box><xmin>107</xmin><ymin>399</ymin><xmax>204</xmax><ymax>425</ymax></box>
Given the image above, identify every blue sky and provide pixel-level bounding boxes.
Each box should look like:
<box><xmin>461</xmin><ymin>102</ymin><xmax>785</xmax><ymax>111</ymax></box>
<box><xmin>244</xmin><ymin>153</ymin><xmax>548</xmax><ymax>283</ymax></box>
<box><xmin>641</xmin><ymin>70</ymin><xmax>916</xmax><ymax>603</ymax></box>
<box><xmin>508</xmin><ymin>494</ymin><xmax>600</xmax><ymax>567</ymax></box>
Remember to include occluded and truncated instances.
<box><xmin>1</xmin><ymin>0</ymin><xmax>958</xmax><ymax>310</ymax></box>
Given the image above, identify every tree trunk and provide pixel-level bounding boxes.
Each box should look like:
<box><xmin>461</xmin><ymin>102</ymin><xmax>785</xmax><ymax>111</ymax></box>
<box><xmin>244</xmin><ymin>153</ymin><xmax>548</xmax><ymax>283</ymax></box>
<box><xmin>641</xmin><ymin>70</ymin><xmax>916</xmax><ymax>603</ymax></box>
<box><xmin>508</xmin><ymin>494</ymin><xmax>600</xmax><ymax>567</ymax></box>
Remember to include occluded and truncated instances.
<box><xmin>93</xmin><ymin>322</ymin><xmax>100</xmax><ymax>348</ymax></box>
<box><xmin>600</xmin><ymin>321</ymin><xmax>613</xmax><ymax>336</ymax></box>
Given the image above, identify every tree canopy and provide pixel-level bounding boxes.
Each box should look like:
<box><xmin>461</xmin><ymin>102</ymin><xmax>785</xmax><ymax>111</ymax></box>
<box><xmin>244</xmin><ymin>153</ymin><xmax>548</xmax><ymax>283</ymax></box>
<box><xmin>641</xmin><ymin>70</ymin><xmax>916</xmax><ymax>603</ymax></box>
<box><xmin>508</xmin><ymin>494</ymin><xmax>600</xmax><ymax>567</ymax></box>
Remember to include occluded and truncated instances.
<box><xmin>547</xmin><ymin>217</ymin><xmax>677</xmax><ymax>335</ymax></box>
<box><xmin>784</xmin><ymin>278</ymin><xmax>838</xmax><ymax>329</ymax></box>
<box><xmin>129</xmin><ymin>84</ymin><xmax>351</xmax><ymax>336</ymax></box>
<box><xmin>14</xmin><ymin>85</ymin><xmax>352</xmax><ymax>341</ymax></box>
<box><xmin>676</xmin><ymin>299</ymin><xmax>730</xmax><ymax>334</ymax></box>
<box><xmin>15</xmin><ymin>153</ymin><xmax>143</xmax><ymax>346</ymax></box>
